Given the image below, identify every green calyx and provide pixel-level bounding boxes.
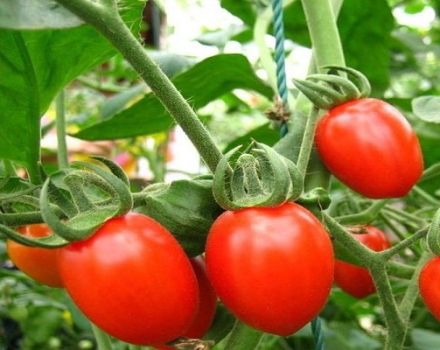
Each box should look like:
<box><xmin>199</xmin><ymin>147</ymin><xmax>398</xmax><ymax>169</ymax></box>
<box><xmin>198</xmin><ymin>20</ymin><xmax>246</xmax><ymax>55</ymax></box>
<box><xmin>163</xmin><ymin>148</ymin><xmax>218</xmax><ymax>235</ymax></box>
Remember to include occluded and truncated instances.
<box><xmin>40</xmin><ymin>157</ymin><xmax>133</xmax><ymax>243</ymax></box>
<box><xmin>0</xmin><ymin>195</ymin><xmax>69</xmax><ymax>248</ymax></box>
<box><xmin>426</xmin><ymin>208</ymin><xmax>440</xmax><ymax>255</ymax></box>
<box><xmin>0</xmin><ymin>157</ymin><xmax>133</xmax><ymax>248</ymax></box>
<box><xmin>212</xmin><ymin>142</ymin><xmax>303</xmax><ymax>210</ymax></box>
<box><xmin>293</xmin><ymin>66</ymin><xmax>371</xmax><ymax>110</ymax></box>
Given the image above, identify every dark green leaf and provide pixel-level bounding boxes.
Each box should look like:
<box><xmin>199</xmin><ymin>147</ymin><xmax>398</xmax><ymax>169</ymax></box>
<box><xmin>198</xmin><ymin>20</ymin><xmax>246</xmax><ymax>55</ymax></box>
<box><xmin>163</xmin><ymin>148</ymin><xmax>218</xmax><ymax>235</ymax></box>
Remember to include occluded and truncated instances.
<box><xmin>74</xmin><ymin>54</ymin><xmax>273</xmax><ymax>140</ymax></box>
<box><xmin>221</xmin><ymin>0</ymin><xmax>255</xmax><ymax>26</ymax></box>
<box><xmin>0</xmin><ymin>1</ymin><xmax>144</xmax><ymax>167</ymax></box>
<box><xmin>326</xmin><ymin>321</ymin><xmax>381</xmax><ymax>350</ymax></box>
<box><xmin>0</xmin><ymin>0</ymin><xmax>83</xmax><ymax>29</ymax></box>
<box><xmin>134</xmin><ymin>178</ymin><xmax>223</xmax><ymax>256</ymax></box>
<box><xmin>412</xmin><ymin>96</ymin><xmax>440</xmax><ymax>123</ymax></box>
<box><xmin>224</xmin><ymin>123</ymin><xmax>279</xmax><ymax>152</ymax></box>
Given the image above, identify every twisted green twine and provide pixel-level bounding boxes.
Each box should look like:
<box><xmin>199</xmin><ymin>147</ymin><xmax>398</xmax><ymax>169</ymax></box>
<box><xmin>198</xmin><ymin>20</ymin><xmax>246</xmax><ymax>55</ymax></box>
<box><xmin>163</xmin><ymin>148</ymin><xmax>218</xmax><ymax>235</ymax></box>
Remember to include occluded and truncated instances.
<box><xmin>271</xmin><ymin>0</ymin><xmax>325</xmax><ymax>348</ymax></box>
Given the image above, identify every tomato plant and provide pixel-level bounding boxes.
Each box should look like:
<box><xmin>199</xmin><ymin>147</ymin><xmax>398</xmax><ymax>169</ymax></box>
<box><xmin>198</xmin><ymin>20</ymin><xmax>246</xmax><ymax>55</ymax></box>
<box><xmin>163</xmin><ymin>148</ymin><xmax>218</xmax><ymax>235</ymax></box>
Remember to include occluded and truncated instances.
<box><xmin>6</xmin><ymin>224</ymin><xmax>63</xmax><ymax>288</ymax></box>
<box><xmin>419</xmin><ymin>257</ymin><xmax>440</xmax><ymax>322</ymax></box>
<box><xmin>334</xmin><ymin>226</ymin><xmax>391</xmax><ymax>298</ymax></box>
<box><xmin>315</xmin><ymin>98</ymin><xmax>424</xmax><ymax>199</ymax></box>
<box><xmin>58</xmin><ymin>213</ymin><xmax>199</xmax><ymax>345</ymax></box>
<box><xmin>0</xmin><ymin>0</ymin><xmax>439</xmax><ymax>349</ymax></box>
<box><xmin>205</xmin><ymin>202</ymin><xmax>334</xmax><ymax>336</ymax></box>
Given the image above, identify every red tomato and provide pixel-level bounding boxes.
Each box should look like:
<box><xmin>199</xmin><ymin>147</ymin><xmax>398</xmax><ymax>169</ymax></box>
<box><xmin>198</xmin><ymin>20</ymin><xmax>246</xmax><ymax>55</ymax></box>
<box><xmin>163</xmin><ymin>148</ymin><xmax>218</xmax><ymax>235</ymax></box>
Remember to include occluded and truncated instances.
<box><xmin>334</xmin><ymin>226</ymin><xmax>390</xmax><ymax>298</ymax></box>
<box><xmin>58</xmin><ymin>213</ymin><xmax>199</xmax><ymax>345</ymax></box>
<box><xmin>186</xmin><ymin>257</ymin><xmax>217</xmax><ymax>338</ymax></box>
<box><xmin>155</xmin><ymin>256</ymin><xmax>217</xmax><ymax>350</ymax></box>
<box><xmin>419</xmin><ymin>257</ymin><xmax>440</xmax><ymax>321</ymax></box>
<box><xmin>205</xmin><ymin>202</ymin><xmax>334</xmax><ymax>336</ymax></box>
<box><xmin>315</xmin><ymin>98</ymin><xmax>423</xmax><ymax>199</ymax></box>
<box><xmin>7</xmin><ymin>224</ymin><xmax>63</xmax><ymax>288</ymax></box>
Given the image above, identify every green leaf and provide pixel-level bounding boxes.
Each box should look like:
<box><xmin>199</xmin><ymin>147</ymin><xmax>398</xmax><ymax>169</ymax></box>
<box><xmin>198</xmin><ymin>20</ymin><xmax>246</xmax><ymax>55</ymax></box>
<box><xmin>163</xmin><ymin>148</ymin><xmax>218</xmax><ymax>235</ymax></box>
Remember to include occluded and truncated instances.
<box><xmin>0</xmin><ymin>1</ymin><xmax>144</xmax><ymax>168</ymax></box>
<box><xmin>326</xmin><ymin>322</ymin><xmax>381</xmax><ymax>350</ymax></box>
<box><xmin>337</xmin><ymin>0</ymin><xmax>394</xmax><ymax>95</ymax></box>
<box><xmin>74</xmin><ymin>54</ymin><xmax>273</xmax><ymax>140</ymax></box>
<box><xmin>224</xmin><ymin>123</ymin><xmax>279</xmax><ymax>153</ymax></box>
<box><xmin>412</xmin><ymin>328</ymin><xmax>440</xmax><ymax>349</ymax></box>
<box><xmin>134</xmin><ymin>178</ymin><xmax>223</xmax><ymax>256</ymax></box>
<box><xmin>412</xmin><ymin>96</ymin><xmax>440</xmax><ymax>123</ymax></box>
<box><xmin>148</xmin><ymin>51</ymin><xmax>194</xmax><ymax>78</ymax></box>
<box><xmin>0</xmin><ymin>0</ymin><xmax>83</xmax><ymax>29</ymax></box>
<box><xmin>204</xmin><ymin>304</ymin><xmax>235</xmax><ymax>343</ymax></box>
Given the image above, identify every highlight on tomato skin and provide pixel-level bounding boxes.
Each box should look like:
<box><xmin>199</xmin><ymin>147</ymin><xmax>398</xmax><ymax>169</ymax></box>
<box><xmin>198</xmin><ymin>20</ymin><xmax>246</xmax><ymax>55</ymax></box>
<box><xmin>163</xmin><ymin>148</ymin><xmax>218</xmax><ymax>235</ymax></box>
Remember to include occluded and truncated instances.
<box><xmin>334</xmin><ymin>226</ymin><xmax>391</xmax><ymax>299</ymax></box>
<box><xmin>315</xmin><ymin>98</ymin><xmax>424</xmax><ymax>199</ymax></box>
<box><xmin>58</xmin><ymin>213</ymin><xmax>200</xmax><ymax>346</ymax></box>
<box><xmin>6</xmin><ymin>224</ymin><xmax>64</xmax><ymax>288</ymax></box>
<box><xmin>205</xmin><ymin>202</ymin><xmax>334</xmax><ymax>336</ymax></box>
<box><xmin>419</xmin><ymin>257</ymin><xmax>440</xmax><ymax>321</ymax></box>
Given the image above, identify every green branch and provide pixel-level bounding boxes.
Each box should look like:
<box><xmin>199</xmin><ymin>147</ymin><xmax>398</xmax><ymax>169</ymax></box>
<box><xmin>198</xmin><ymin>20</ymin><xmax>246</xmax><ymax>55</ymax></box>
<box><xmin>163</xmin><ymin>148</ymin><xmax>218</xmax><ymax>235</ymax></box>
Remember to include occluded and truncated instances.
<box><xmin>369</xmin><ymin>263</ymin><xmax>406</xmax><ymax>350</ymax></box>
<box><xmin>56</xmin><ymin>90</ymin><xmax>69</xmax><ymax>169</ymax></box>
<box><xmin>336</xmin><ymin>200</ymin><xmax>389</xmax><ymax>225</ymax></box>
<box><xmin>54</xmin><ymin>0</ymin><xmax>222</xmax><ymax>173</ymax></box>
<box><xmin>380</xmin><ymin>228</ymin><xmax>428</xmax><ymax>261</ymax></box>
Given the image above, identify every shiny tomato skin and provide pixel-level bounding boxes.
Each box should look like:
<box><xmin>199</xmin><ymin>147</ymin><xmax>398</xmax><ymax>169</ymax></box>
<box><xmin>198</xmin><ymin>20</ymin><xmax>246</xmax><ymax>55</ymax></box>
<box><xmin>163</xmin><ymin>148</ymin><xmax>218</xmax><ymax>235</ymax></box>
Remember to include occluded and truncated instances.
<box><xmin>419</xmin><ymin>257</ymin><xmax>440</xmax><ymax>321</ymax></box>
<box><xmin>205</xmin><ymin>202</ymin><xmax>334</xmax><ymax>336</ymax></box>
<box><xmin>334</xmin><ymin>226</ymin><xmax>390</xmax><ymax>298</ymax></box>
<box><xmin>7</xmin><ymin>224</ymin><xmax>63</xmax><ymax>288</ymax></box>
<box><xmin>154</xmin><ymin>256</ymin><xmax>217</xmax><ymax>350</ymax></box>
<box><xmin>315</xmin><ymin>98</ymin><xmax>423</xmax><ymax>199</ymax></box>
<box><xmin>58</xmin><ymin>213</ymin><xmax>199</xmax><ymax>345</ymax></box>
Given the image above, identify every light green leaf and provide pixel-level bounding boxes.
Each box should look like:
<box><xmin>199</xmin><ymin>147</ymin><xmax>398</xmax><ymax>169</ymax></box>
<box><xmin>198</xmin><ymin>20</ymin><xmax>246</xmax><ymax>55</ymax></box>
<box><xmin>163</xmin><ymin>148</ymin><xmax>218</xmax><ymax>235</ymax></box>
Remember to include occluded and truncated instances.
<box><xmin>412</xmin><ymin>328</ymin><xmax>440</xmax><ymax>349</ymax></box>
<box><xmin>0</xmin><ymin>0</ymin><xmax>83</xmax><ymax>29</ymax></box>
<box><xmin>74</xmin><ymin>54</ymin><xmax>273</xmax><ymax>140</ymax></box>
<box><xmin>412</xmin><ymin>96</ymin><xmax>440</xmax><ymax>123</ymax></box>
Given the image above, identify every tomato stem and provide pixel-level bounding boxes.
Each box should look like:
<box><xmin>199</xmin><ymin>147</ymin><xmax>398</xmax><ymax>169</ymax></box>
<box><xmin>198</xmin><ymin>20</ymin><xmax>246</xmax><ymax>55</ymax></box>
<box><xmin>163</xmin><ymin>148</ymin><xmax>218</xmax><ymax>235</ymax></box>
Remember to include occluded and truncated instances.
<box><xmin>54</xmin><ymin>0</ymin><xmax>223</xmax><ymax>173</ymax></box>
<box><xmin>336</xmin><ymin>200</ymin><xmax>389</xmax><ymax>225</ymax></box>
<box><xmin>55</xmin><ymin>90</ymin><xmax>69</xmax><ymax>169</ymax></box>
<box><xmin>369</xmin><ymin>263</ymin><xmax>406</xmax><ymax>350</ymax></box>
<box><xmin>300</xmin><ymin>0</ymin><xmax>345</xmax><ymax>70</ymax></box>
<box><xmin>380</xmin><ymin>228</ymin><xmax>428</xmax><ymax>261</ymax></box>
<box><xmin>296</xmin><ymin>106</ymin><xmax>319</xmax><ymax>177</ymax></box>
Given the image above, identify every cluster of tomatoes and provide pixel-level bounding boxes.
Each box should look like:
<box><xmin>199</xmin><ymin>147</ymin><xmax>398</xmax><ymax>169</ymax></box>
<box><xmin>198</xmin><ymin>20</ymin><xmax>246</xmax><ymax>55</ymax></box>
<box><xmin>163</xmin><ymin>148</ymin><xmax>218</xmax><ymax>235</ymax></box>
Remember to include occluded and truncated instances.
<box><xmin>6</xmin><ymin>97</ymin><xmax>440</xmax><ymax>347</ymax></box>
